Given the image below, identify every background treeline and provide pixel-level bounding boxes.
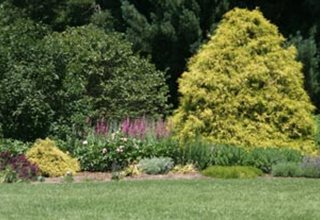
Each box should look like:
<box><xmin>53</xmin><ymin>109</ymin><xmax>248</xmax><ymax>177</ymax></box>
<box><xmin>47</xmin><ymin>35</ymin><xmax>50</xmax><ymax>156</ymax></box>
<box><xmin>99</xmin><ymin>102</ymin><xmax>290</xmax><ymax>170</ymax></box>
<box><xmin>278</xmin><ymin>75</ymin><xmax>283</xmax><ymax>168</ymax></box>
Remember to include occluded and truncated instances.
<box><xmin>1</xmin><ymin>0</ymin><xmax>320</xmax><ymax>141</ymax></box>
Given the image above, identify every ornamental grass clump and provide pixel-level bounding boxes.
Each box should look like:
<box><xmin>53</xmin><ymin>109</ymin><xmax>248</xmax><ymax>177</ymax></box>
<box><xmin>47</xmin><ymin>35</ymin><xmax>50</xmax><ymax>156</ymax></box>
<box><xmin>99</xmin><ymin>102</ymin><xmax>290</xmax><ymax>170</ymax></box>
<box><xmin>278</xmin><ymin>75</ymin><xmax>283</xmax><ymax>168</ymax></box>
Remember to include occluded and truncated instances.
<box><xmin>173</xmin><ymin>8</ymin><xmax>316</xmax><ymax>153</ymax></box>
<box><xmin>26</xmin><ymin>138</ymin><xmax>80</xmax><ymax>177</ymax></box>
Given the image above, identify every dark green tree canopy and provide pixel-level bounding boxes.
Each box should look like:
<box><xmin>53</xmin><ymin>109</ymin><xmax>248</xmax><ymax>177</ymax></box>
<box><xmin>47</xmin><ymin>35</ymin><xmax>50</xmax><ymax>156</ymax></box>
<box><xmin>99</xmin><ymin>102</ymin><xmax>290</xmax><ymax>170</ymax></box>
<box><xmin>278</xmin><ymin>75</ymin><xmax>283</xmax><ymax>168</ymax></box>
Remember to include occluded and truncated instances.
<box><xmin>44</xmin><ymin>25</ymin><xmax>169</xmax><ymax>120</ymax></box>
<box><xmin>0</xmin><ymin>7</ymin><xmax>169</xmax><ymax>141</ymax></box>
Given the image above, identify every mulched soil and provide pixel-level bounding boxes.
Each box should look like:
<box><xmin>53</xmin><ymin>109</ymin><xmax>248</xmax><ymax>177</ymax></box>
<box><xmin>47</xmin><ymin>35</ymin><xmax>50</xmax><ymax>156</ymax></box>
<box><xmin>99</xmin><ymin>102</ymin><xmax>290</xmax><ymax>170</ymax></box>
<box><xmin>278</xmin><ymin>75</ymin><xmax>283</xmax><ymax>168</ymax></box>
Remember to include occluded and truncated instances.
<box><xmin>42</xmin><ymin>172</ymin><xmax>206</xmax><ymax>184</ymax></box>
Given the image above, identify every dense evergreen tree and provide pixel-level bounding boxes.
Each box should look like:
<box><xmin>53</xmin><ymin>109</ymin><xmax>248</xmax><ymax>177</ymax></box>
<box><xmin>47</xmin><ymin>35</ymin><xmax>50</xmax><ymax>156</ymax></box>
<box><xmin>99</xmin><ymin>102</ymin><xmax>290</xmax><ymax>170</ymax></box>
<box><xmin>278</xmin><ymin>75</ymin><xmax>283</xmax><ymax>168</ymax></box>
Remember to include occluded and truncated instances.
<box><xmin>119</xmin><ymin>0</ymin><xmax>229</xmax><ymax>106</ymax></box>
<box><xmin>173</xmin><ymin>8</ymin><xmax>316</xmax><ymax>152</ymax></box>
<box><xmin>4</xmin><ymin>0</ymin><xmax>96</xmax><ymax>30</ymax></box>
<box><xmin>288</xmin><ymin>30</ymin><xmax>320</xmax><ymax>112</ymax></box>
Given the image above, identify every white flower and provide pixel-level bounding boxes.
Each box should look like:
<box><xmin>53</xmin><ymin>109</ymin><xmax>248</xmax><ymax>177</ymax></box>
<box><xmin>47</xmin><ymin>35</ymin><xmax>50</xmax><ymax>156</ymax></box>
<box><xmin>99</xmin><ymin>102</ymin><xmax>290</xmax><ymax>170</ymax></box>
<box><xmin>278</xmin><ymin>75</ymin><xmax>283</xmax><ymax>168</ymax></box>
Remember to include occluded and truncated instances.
<box><xmin>102</xmin><ymin>148</ymin><xmax>108</xmax><ymax>154</ymax></box>
<box><xmin>116</xmin><ymin>146</ymin><xmax>124</xmax><ymax>153</ymax></box>
<box><xmin>120</xmin><ymin>137</ymin><xmax>128</xmax><ymax>142</ymax></box>
<box><xmin>82</xmin><ymin>140</ymin><xmax>88</xmax><ymax>145</ymax></box>
<box><xmin>111</xmin><ymin>133</ymin><xmax>116</xmax><ymax>140</ymax></box>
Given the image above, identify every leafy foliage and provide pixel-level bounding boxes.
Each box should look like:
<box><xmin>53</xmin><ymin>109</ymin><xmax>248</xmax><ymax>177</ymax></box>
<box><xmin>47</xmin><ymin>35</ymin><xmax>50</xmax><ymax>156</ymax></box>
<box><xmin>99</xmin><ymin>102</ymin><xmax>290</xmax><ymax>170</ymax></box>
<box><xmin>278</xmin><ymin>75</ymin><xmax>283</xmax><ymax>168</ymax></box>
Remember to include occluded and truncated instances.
<box><xmin>0</xmin><ymin>139</ymin><xmax>30</xmax><ymax>155</ymax></box>
<box><xmin>271</xmin><ymin>156</ymin><xmax>320</xmax><ymax>178</ymax></box>
<box><xmin>72</xmin><ymin>129</ymin><xmax>179</xmax><ymax>172</ymax></box>
<box><xmin>271</xmin><ymin>162</ymin><xmax>303</xmax><ymax>177</ymax></box>
<box><xmin>0</xmin><ymin>3</ymin><xmax>51</xmax><ymax>141</ymax></box>
<box><xmin>179</xmin><ymin>139</ymin><xmax>303</xmax><ymax>172</ymax></box>
<box><xmin>179</xmin><ymin>139</ymin><xmax>214</xmax><ymax>170</ymax></box>
<box><xmin>8</xmin><ymin>0</ymin><xmax>96</xmax><ymax>31</ymax></box>
<box><xmin>73</xmin><ymin>131</ymin><xmax>142</xmax><ymax>172</ymax></box>
<box><xmin>43</xmin><ymin>25</ymin><xmax>169</xmax><ymax>124</ymax></box>
<box><xmin>202</xmin><ymin>166</ymin><xmax>263</xmax><ymax>179</ymax></box>
<box><xmin>5</xmin><ymin>0</ymin><xmax>320</xmax><ymax>112</ymax></box>
<box><xmin>0</xmin><ymin>11</ymin><xmax>169</xmax><ymax>141</ymax></box>
<box><xmin>137</xmin><ymin>157</ymin><xmax>174</xmax><ymax>175</ymax></box>
<box><xmin>26</xmin><ymin>138</ymin><xmax>80</xmax><ymax>177</ymax></box>
<box><xmin>300</xmin><ymin>156</ymin><xmax>320</xmax><ymax>178</ymax></box>
<box><xmin>173</xmin><ymin>8</ymin><xmax>316</xmax><ymax>152</ymax></box>
<box><xmin>243</xmin><ymin>148</ymin><xmax>303</xmax><ymax>173</ymax></box>
<box><xmin>0</xmin><ymin>152</ymin><xmax>39</xmax><ymax>182</ymax></box>
<box><xmin>0</xmin><ymin>167</ymin><xmax>18</xmax><ymax>183</ymax></box>
<box><xmin>211</xmin><ymin>144</ymin><xmax>247</xmax><ymax>166</ymax></box>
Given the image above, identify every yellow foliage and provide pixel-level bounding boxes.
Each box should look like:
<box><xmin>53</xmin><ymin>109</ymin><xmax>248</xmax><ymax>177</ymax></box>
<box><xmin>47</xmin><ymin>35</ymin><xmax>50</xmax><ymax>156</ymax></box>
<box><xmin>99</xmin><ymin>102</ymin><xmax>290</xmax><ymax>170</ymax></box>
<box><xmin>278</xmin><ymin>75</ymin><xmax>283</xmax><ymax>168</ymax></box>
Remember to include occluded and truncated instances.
<box><xmin>173</xmin><ymin>8</ymin><xmax>316</xmax><ymax>153</ymax></box>
<box><xmin>123</xmin><ymin>163</ymin><xmax>141</xmax><ymax>176</ymax></box>
<box><xmin>26</xmin><ymin>138</ymin><xmax>80</xmax><ymax>177</ymax></box>
<box><xmin>171</xmin><ymin>164</ymin><xmax>197</xmax><ymax>174</ymax></box>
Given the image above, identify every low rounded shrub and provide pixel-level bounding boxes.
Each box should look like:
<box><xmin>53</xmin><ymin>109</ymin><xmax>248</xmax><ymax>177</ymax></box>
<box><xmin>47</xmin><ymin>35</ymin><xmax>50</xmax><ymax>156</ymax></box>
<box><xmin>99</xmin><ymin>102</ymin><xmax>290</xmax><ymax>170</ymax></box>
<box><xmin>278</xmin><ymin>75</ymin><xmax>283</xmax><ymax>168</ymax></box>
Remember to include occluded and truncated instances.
<box><xmin>73</xmin><ymin>131</ymin><xmax>144</xmax><ymax>172</ymax></box>
<box><xmin>300</xmin><ymin>156</ymin><xmax>320</xmax><ymax>178</ymax></box>
<box><xmin>202</xmin><ymin>166</ymin><xmax>263</xmax><ymax>179</ymax></box>
<box><xmin>138</xmin><ymin>157</ymin><xmax>174</xmax><ymax>175</ymax></box>
<box><xmin>0</xmin><ymin>151</ymin><xmax>39</xmax><ymax>182</ymax></box>
<box><xmin>244</xmin><ymin>148</ymin><xmax>303</xmax><ymax>173</ymax></box>
<box><xmin>271</xmin><ymin>156</ymin><xmax>320</xmax><ymax>178</ymax></box>
<box><xmin>26</xmin><ymin>138</ymin><xmax>80</xmax><ymax>177</ymax></box>
<box><xmin>271</xmin><ymin>162</ymin><xmax>303</xmax><ymax>177</ymax></box>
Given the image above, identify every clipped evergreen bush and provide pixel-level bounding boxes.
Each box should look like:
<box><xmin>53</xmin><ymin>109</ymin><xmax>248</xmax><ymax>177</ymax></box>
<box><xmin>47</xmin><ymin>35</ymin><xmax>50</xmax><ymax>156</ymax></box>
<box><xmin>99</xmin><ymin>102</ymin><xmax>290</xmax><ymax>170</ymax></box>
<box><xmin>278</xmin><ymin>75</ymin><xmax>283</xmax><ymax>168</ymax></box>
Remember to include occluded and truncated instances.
<box><xmin>173</xmin><ymin>8</ymin><xmax>316</xmax><ymax>153</ymax></box>
<box><xmin>26</xmin><ymin>138</ymin><xmax>80</xmax><ymax>177</ymax></box>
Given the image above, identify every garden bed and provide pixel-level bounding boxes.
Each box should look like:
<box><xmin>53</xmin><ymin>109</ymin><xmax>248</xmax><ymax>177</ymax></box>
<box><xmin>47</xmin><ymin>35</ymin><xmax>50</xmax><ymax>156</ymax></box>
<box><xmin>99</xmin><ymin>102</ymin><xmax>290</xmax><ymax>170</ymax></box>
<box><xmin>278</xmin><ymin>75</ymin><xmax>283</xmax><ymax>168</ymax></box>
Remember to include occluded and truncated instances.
<box><xmin>42</xmin><ymin>172</ymin><xmax>206</xmax><ymax>184</ymax></box>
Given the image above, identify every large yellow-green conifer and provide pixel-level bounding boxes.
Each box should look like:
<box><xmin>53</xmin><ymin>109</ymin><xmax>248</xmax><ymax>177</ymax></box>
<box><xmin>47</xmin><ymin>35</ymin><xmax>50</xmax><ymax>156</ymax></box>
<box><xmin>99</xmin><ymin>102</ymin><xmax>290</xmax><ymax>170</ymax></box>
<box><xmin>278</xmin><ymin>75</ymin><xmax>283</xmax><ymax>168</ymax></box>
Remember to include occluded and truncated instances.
<box><xmin>173</xmin><ymin>8</ymin><xmax>316</xmax><ymax>153</ymax></box>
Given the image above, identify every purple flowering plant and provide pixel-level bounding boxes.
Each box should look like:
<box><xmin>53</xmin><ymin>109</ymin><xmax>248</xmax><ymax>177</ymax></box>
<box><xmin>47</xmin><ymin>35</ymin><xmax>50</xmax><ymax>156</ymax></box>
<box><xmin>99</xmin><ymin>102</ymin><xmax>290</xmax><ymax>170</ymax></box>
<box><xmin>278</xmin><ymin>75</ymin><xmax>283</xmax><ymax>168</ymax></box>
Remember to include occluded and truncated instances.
<box><xmin>0</xmin><ymin>151</ymin><xmax>39</xmax><ymax>182</ymax></box>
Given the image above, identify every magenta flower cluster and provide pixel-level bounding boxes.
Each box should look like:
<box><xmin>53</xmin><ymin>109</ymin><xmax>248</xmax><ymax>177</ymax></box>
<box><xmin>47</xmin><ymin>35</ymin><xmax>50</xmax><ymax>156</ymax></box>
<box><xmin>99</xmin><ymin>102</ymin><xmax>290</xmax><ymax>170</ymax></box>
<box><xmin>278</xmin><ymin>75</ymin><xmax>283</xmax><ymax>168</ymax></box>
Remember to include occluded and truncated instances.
<box><xmin>95</xmin><ymin>119</ymin><xmax>109</xmax><ymax>135</ymax></box>
<box><xmin>121</xmin><ymin>117</ymin><xmax>170</xmax><ymax>139</ymax></box>
<box><xmin>94</xmin><ymin>117</ymin><xmax>171</xmax><ymax>139</ymax></box>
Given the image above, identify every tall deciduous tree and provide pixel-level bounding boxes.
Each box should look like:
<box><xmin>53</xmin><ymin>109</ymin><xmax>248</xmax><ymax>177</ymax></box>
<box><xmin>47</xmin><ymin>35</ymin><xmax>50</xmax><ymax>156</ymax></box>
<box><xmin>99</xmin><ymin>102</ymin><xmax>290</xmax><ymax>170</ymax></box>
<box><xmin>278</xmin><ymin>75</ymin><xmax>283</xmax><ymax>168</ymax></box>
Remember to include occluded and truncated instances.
<box><xmin>0</xmin><ymin>3</ymin><xmax>169</xmax><ymax>141</ymax></box>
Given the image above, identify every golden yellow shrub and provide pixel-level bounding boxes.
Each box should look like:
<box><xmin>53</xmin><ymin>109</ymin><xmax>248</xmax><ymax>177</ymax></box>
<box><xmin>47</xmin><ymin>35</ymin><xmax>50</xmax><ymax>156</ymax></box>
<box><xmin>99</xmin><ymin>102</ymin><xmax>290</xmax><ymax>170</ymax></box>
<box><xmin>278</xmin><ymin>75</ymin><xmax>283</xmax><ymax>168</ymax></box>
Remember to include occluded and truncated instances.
<box><xmin>26</xmin><ymin>138</ymin><xmax>80</xmax><ymax>177</ymax></box>
<box><xmin>173</xmin><ymin>8</ymin><xmax>316</xmax><ymax>153</ymax></box>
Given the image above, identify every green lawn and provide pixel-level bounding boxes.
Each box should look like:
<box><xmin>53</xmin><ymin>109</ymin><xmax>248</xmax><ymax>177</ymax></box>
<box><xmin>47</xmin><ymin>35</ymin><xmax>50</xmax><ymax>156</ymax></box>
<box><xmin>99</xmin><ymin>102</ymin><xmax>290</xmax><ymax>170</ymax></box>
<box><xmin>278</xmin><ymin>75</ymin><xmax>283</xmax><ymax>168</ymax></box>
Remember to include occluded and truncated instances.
<box><xmin>1</xmin><ymin>178</ymin><xmax>320</xmax><ymax>220</ymax></box>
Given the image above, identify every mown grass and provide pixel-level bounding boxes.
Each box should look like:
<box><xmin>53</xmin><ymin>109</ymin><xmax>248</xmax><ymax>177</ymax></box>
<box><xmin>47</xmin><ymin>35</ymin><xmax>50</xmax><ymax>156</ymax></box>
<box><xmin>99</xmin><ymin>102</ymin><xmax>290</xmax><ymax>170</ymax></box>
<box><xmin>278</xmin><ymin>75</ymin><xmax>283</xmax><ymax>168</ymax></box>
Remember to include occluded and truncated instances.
<box><xmin>0</xmin><ymin>178</ymin><xmax>320</xmax><ymax>220</ymax></box>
